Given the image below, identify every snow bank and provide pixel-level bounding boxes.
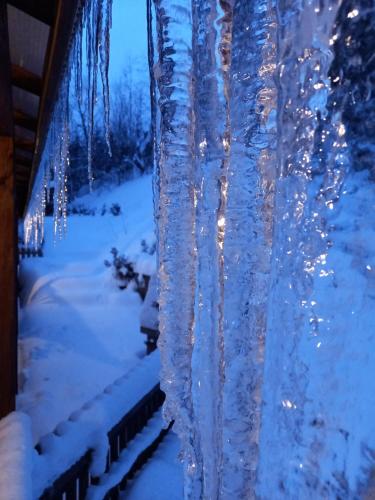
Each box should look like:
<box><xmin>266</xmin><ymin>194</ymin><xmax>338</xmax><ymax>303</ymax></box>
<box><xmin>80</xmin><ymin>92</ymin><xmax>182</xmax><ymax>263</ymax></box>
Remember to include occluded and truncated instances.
<box><xmin>124</xmin><ymin>431</ymin><xmax>183</xmax><ymax>500</ymax></box>
<box><xmin>0</xmin><ymin>412</ymin><xmax>33</xmax><ymax>500</ymax></box>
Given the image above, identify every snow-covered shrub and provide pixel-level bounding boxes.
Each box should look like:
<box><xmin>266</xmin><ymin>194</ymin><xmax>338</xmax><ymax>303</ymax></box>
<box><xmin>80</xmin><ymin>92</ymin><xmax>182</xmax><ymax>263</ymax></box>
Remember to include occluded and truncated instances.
<box><xmin>109</xmin><ymin>203</ymin><xmax>121</xmax><ymax>216</ymax></box>
<box><xmin>140</xmin><ymin>238</ymin><xmax>156</xmax><ymax>255</ymax></box>
<box><xmin>104</xmin><ymin>247</ymin><xmax>147</xmax><ymax>298</ymax></box>
<box><xmin>68</xmin><ymin>204</ymin><xmax>96</xmax><ymax>216</ymax></box>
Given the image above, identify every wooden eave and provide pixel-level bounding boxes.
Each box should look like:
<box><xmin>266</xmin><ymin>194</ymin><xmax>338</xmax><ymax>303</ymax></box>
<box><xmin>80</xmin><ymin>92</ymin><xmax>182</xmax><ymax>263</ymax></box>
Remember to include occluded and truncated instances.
<box><xmin>6</xmin><ymin>0</ymin><xmax>81</xmax><ymax>215</ymax></box>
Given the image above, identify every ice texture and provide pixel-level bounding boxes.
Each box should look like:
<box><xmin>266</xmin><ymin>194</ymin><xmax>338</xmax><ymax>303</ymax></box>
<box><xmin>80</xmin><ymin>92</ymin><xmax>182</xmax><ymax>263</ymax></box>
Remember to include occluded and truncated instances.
<box><xmin>152</xmin><ymin>1</ymin><xmax>201</xmax><ymax>497</ymax></box>
<box><xmin>152</xmin><ymin>0</ymin><xmax>375</xmax><ymax>498</ymax></box>
<box><xmin>153</xmin><ymin>0</ymin><xmax>277</xmax><ymax>498</ymax></box>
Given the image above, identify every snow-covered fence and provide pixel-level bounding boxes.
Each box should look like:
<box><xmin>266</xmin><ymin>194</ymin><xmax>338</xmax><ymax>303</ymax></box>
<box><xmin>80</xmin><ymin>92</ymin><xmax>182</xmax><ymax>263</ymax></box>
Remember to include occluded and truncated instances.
<box><xmin>0</xmin><ymin>412</ymin><xmax>33</xmax><ymax>500</ymax></box>
<box><xmin>39</xmin><ymin>384</ymin><xmax>165</xmax><ymax>499</ymax></box>
<box><xmin>18</xmin><ymin>246</ymin><xmax>43</xmax><ymax>259</ymax></box>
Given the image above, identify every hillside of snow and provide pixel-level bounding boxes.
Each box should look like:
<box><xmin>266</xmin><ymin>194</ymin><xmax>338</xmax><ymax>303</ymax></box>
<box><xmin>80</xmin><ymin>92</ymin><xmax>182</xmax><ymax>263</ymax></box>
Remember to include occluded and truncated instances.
<box><xmin>17</xmin><ymin>174</ymin><xmax>156</xmax><ymax>443</ymax></box>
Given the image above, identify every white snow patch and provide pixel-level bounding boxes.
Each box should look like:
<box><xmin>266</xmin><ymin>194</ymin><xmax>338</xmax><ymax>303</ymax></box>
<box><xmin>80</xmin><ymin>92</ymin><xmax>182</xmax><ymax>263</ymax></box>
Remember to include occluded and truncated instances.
<box><xmin>0</xmin><ymin>412</ymin><xmax>33</xmax><ymax>500</ymax></box>
<box><xmin>124</xmin><ymin>431</ymin><xmax>183</xmax><ymax>500</ymax></box>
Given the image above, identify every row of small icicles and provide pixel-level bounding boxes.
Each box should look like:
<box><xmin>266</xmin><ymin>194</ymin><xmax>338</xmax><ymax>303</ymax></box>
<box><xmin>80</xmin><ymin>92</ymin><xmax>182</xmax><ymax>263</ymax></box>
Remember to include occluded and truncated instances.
<box><xmin>24</xmin><ymin>0</ymin><xmax>113</xmax><ymax>248</ymax></box>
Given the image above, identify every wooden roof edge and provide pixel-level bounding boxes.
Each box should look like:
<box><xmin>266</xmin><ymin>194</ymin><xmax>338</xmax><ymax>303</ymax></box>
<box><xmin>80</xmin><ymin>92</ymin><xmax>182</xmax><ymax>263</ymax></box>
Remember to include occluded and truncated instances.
<box><xmin>7</xmin><ymin>1</ymin><xmax>57</xmax><ymax>26</ymax></box>
<box><xmin>24</xmin><ymin>0</ymin><xmax>83</xmax><ymax>217</ymax></box>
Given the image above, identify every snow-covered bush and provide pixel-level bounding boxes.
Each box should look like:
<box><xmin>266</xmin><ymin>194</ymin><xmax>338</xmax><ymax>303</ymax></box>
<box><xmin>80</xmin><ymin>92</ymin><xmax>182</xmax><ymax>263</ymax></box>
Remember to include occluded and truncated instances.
<box><xmin>109</xmin><ymin>203</ymin><xmax>121</xmax><ymax>216</ymax></box>
<box><xmin>141</xmin><ymin>238</ymin><xmax>156</xmax><ymax>256</ymax></box>
<box><xmin>104</xmin><ymin>247</ymin><xmax>147</xmax><ymax>299</ymax></box>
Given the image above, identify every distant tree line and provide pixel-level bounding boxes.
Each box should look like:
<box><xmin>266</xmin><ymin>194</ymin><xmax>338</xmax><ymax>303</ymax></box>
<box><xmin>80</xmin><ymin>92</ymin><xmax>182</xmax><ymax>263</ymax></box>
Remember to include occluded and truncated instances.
<box><xmin>67</xmin><ymin>68</ymin><xmax>152</xmax><ymax>199</ymax></box>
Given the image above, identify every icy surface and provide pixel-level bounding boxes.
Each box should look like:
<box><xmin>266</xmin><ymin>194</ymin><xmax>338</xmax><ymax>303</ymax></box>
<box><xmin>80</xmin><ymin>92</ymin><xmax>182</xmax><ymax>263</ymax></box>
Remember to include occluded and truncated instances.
<box><xmin>152</xmin><ymin>1</ymin><xmax>375</xmax><ymax>498</ymax></box>
<box><xmin>0</xmin><ymin>412</ymin><xmax>33</xmax><ymax>500</ymax></box>
<box><xmin>153</xmin><ymin>1</ymin><xmax>276</xmax><ymax>497</ymax></box>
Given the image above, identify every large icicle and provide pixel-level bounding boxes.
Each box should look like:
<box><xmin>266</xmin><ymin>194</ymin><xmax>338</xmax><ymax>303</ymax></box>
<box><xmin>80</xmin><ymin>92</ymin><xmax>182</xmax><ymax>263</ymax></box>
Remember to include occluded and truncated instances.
<box><xmin>153</xmin><ymin>1</ymin><xmax>202</xmax><ymax>498</ymax></box>
<box><xmin>189</xmin><ymin>1</ymin><xmax>231</xmax><ymax>497</ymax></box>
<box><xmin>257</xmin><ymin>1</ymin><xmax>346</xmax><ymax>497</ymax></box>
<box><xmin>154</xmin><ymin>1</ymin><xmax>277</xmax><ymax>497</ymax></box>
<box><xmin>221</xmin><ymin>1</ymin><xmax>277</xmax><ymax>497</ymax></box>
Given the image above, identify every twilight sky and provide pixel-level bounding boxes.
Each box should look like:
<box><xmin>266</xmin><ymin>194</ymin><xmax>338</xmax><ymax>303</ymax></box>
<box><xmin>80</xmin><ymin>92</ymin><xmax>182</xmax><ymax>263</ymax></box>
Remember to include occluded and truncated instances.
<box><xmin>109</xmin><ymin>0</ymin><xmax>149</xmax><ymax>84</ymax></box>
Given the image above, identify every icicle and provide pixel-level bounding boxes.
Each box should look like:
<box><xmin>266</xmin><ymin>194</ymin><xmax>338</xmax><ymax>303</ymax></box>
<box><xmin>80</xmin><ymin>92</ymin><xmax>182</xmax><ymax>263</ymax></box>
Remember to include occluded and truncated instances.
<box><xmin>221</xmin><ymin>1</ymin><xmax>277</xmax><ymax>497</ymax></box>
<box><xmin>24</xmin><ymin>0</ymin><xmax>114</xmax><ymax>243</ymax></box>
<box><xmin>257</xmin><ymin>1</ymin><xmax>346</xmax><ymax>497</ymax></box>
<box><xmin>99</xmin><ymin>0</ymin><xmax>112</xmax><ymax>156</ymax></box>
<box><xmin>153</xmin><ymin>1</ymin><xmax>202</xmax><ymax>498</ymax></box>
<box><xmin>188</xmin><ymin>0</ymin><xmax>235</xmax><ymax>497</ymax></box>
<box><xmin>155</xmin><ymin>0</ymin><xmax>277</xmax><ymax>497</ymax></box>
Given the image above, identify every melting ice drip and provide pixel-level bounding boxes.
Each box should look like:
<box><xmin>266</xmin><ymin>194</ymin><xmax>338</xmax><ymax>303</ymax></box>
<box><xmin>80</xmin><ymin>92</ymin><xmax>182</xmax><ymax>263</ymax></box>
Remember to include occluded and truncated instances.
<box><xmin>24</xmin><ymin>0</ymin><xmax>113</xmax><ymax>248</ymax></box>
<box><xmin>152</xmin><ymin>0</ymin><xmax>375</xmax><ymax>498</ymax></box>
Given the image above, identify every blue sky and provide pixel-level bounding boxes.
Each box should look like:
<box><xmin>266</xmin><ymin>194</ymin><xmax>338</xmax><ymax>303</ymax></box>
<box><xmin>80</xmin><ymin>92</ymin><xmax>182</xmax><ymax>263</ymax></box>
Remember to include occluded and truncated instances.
<box><xmin>109</xmin><ymin>0</ymin><xmax>148</xmax><ymax>84</ymax></box>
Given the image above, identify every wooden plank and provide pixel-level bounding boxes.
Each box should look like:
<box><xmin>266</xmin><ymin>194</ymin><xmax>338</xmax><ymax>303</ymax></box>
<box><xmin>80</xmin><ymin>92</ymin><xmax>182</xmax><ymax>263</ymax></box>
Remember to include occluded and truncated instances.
<box><xmin>14</xmin><ymin>109</ymin><xmax>38</xmax><ymax>131</ymax></box>
<box><xmin>14</xmin><ymin>138</ymin><xmax>34</xmax><ymax>153</ymax></box>
<box><xmin>25</xmin><ymin>0</ymin><xmax>80</xmax><ymax>214</ymax></box>
<box><xmin>0</xmin><ymin>2</ymin><xmax>17</xmax><ymax>419</ymax></box>
<box><xmin>14</xmin><ymin>154</ymin><xmax>32</xmax><ymax>168</ymax></box>
<box><xmin>7</xmin><ymin>0</ymin><xmax>56</xmax><ymax>26</ymax></box>
<box><xmin>11</xmin><ymin>64</ymin><xmax>42</xmax><ymax>96</ymax></box>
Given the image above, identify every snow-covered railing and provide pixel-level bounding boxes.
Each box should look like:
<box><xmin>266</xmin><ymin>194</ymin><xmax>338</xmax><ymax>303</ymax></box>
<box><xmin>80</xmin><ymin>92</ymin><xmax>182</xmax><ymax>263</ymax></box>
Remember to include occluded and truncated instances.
<box><xmin>39</xmin><ymin>384</ymin><xmax>165</xmax><ymax>499</ymax></box>
<box><xmin>18</xmin><ymin>246</ymin><xmax>43</xmax><ymax>259</ymax></box>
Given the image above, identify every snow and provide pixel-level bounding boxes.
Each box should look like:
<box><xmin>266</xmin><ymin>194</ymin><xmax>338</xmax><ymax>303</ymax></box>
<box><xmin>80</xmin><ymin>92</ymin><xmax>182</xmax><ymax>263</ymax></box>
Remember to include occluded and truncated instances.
<box><xmin>124</xmin><ymin>430</ymin><xmax>183</xmax><ymax>500</ymax></box>
<box><xmin>87</xmin><ymin>410</ymin><xmax>165</xmax><ymax>499</ymax></box>
<box><xmin>0</xmin><ymin>412</ymin><xmax>33</xmax><ymax>500</ymax></box>
<box><xmin>140</xmin><ymin>273</ymin><xmax>158</xmax><ymax>331</ymax></box>
<box><xmin>18</xmin><ymin>174</ymin><xmax>156</xmax><ymax>443</ymax></box>
<box><xmin>32</xmin><ymin>351</ymin><xmax>161</xmax><ymax>498</ymax></box>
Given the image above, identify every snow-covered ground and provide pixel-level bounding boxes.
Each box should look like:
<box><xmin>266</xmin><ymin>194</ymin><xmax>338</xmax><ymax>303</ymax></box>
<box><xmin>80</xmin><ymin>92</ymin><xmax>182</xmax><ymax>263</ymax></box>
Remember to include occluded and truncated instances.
<box><xmin>17</xmin><ymin>174</ymin><xmax>156</xmax><ymax>443</ymax></box>
<box><xmin>124</xmin><ymin>431</ymin><xmax>184</xmax><ymax>500</ymax></box>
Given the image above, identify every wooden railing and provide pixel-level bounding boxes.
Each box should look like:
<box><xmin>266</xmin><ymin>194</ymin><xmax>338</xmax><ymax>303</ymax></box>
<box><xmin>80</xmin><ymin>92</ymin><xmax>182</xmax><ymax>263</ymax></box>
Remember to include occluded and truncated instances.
<box><xmin>39</xmin><ymin>384</ymin><xmax>167</xmax><ymax>499</ymax></box>
<box><xmin>19</xmin><ymin>246</ymin><xmax>43</xmax><ymax>259</ymax></box>
<box><xmin>104</xmin><ymin>420</ymin><xmax>174</xmax><ymax>499</ymax></box>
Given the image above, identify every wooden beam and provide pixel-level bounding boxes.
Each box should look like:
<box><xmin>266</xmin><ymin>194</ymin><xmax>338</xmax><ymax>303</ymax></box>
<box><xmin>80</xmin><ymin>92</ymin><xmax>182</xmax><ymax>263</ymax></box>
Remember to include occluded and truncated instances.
<box><xmin>14</xmin><ymin>154</ymin><xmax>32</xmax><ymax>168</ymax></box>
<box><xmin>14</xmin><ymin>109</ymin><xmax>38</xmax><ymax>132</ymax></box>
<box><xmin>0</xmin><ymin>2</ymin><xmax>17</xmax><ymax>418</ymax></box>
<box><xmin>11</xmin><ymin>64</ymin><xmax>42</xmax><ymax>96</ymax></box>
<box><xmin>26</xmin><ymin>0</ymin><xmax>81</xmax><ymax>213</ymax></box>
<box><xmin>7</xmin><ymin>0</ymin><xmax>56</xmax><ymax>26</ymax></box>
<box><xmin>14</xmin><ymin>138</ymin><xmax>34</xmax><ymax>153</ymax></box>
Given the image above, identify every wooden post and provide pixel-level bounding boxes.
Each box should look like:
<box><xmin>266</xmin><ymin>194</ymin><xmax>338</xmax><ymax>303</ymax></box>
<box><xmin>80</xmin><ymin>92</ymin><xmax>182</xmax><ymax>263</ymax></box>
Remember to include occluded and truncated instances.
<box><xmin>0</xmin><ymin>1</ymin><xmax>18</xmax><ymax>418</ymax></box>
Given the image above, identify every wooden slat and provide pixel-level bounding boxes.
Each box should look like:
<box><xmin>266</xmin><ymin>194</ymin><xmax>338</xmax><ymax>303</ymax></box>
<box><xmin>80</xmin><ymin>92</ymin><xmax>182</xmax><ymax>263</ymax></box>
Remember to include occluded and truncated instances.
<box><xmin>0</xmin><ymin>2</ymin><xmax>17</xmax><ymax>418</ymax></box>
<box><xmin>11</xmin><ymin>64</ymin><xmax>42</xmax><ymax>96</ymax></box>
<box><xmin>14</xmin><ymin>109</ymin><xmax>38</xmax><ymax>131</ymax></box>
<box><xmin>14</xmin><ymin>138</ymin><xmax>34</xmax><ymax>153</ymax></box>
<box><xmin>26</xmin><ymin>0</ymin><xmax>81</xmax><ymax>214</ymax></box>
<box><xmin>7</xmin><ymin>0</ymin><xmax>56</xmax><ymax>26</ymax></box>
<box><xmin>14</xmin><ymin>154</ymin><xmax>32</xmax><ymax>168</ymax></box>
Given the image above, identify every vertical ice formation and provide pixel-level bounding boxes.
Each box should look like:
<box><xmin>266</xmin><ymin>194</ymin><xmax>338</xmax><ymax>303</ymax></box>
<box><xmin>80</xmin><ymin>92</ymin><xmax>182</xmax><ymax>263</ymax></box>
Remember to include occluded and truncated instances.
<box><xmin>153</xmin><ymin>0</ymin><xmax>276</xmax><ymax>498</ymax></box>
<box><xmin>257</xmin><ymin>0</ymin><xmax>364</xmax><ymax>497</ymax></box>
<box><xmin>221</xmin><ymin>1</ymin><xmax>276</xmax><ymax>497</ymax></box>
<box><xmin>24</xmin><ymin>0</ymin><xmax>113</xmax><ymax>247</ymax></box>
<box><xmin>153</xmin><ymin>0</ymin><xmax>375</xmax><ymax>498</ymax></box>
<box><xmin>152</xmin><ymin>1</ymin><xmax>202</xmax><ymax>498</ymax></box>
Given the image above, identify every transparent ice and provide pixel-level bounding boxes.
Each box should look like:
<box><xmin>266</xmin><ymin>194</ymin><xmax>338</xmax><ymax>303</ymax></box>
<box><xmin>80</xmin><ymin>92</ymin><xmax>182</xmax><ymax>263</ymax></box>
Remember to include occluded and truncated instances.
<box><xmin>152</xmin><ymin>0</ymin><xmax>375</xmax><ymax>498</ymax></box>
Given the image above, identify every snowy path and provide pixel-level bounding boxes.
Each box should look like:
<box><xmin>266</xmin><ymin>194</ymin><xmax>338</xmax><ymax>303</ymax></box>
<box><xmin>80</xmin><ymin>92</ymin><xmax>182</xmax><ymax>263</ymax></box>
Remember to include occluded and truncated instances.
<box><xmin>123</xmin><ymin>431</ymin><xmax>184</xmax><ymax>500</ymax></box>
